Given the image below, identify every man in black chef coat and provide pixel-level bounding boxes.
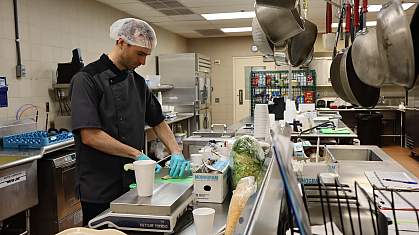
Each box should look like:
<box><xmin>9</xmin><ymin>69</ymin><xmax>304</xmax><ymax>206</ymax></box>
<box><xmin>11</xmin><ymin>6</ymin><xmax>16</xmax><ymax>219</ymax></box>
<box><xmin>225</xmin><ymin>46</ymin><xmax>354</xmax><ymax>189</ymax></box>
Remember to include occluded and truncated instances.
<box><xmin>70</xmin><ymin>18</ymin><xmax>190</xmax><ymax>225</ymax></box>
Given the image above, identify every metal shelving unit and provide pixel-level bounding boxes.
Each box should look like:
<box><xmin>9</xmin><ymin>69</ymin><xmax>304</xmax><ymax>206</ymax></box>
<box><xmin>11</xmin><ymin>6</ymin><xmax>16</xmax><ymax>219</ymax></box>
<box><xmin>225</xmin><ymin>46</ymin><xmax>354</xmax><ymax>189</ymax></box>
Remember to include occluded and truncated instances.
<box><xmin>250</xmin><ymin>69</ymin><xmax>317</xmax><ymax>117</ymax></box>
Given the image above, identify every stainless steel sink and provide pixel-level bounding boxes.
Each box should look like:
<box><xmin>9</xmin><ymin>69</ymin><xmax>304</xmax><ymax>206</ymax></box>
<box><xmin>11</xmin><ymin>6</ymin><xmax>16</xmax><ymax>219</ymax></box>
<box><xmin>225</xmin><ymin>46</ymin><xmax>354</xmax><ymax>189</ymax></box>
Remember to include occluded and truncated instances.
<box><xmin>326</xmin><ymin>146</ymin><xmax>383</xmax><ymax>161</ymax></box>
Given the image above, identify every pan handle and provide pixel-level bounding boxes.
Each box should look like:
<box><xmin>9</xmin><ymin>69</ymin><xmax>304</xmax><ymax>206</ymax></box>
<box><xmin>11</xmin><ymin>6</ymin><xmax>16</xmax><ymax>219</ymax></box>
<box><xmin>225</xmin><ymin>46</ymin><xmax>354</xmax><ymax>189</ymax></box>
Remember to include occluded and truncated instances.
<box><xmin>333</xmin><ymin>6</ymin><xmax>346</xmax><ymax>57</ymax></box>
<box><xmin>326</xmin><ymin>2</ymin><xmax>332</xmax><ymax>33</ymax></box>
<box><xmin>354</xmin><ymin>0</ymin><xmax>360</xmax><ymax>32</ymax></box>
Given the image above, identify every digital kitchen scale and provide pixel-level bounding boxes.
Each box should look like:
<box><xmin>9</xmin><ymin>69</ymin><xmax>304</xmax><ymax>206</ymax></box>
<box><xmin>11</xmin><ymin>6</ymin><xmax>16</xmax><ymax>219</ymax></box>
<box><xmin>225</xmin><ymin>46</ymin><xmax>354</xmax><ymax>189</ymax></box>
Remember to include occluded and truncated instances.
<box><xmin>88</xmin><ymin>182</ymin><xmax>194</xmax><ymax>233</ymax></box>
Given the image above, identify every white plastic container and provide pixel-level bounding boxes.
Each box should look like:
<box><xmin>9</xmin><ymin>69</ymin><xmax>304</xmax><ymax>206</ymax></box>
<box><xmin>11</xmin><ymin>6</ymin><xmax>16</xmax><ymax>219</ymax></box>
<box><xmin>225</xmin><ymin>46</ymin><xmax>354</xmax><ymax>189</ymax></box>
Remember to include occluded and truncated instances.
<box><xmin>133</xmin><ymin>160</ymin><xmax>156</xmax><ymax>197</ymax></box>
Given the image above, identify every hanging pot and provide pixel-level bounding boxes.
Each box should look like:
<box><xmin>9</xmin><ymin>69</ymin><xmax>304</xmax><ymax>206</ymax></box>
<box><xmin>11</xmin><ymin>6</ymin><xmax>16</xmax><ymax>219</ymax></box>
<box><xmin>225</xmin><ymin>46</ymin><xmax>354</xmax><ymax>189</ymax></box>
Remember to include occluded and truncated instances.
<box><xmin>351</xmin><ymin>0</ymin><xmax>384</xmax><ymax>87</ymax></box>
<box><xmin>351</xmin><ymin>28</ymin><xmax>383</xmax><ymax>87</ymax></box>
<box><xmin>331</xmin><ymin>52</ymin><xmax>351</xmax><ymax>102</ymax></box>
<box><xmin>255</xmin><ymin>4</ymin><xmax>304</xmax><ymax>45</ymax></box>
<box><xmin>410</xmin><ymin>5</ymin><xmax>419</xmax><ymax>82</ymax></box>
<box><xmin>287</xmin><ymin>20</ymin><xmax>317</xmax><ymax>66</ymax></box>
<box><xmin>252</xmin><ymin>17</ymin><xmax>274</xmax><ymax>55</ymax></box>
<box><xmin>256</xmin><ymin>0</ymin><xmax>297</xmax><ymax>9</ymax></box>
<box><xmin>376</xmin><ymin>0</ymin><xmax>415</xmax><ymax>88</ymax></box>
<box><xmin>342</xmin><ymin>46</ymin><xmax>380</xmax><ymax>107</ymax></box>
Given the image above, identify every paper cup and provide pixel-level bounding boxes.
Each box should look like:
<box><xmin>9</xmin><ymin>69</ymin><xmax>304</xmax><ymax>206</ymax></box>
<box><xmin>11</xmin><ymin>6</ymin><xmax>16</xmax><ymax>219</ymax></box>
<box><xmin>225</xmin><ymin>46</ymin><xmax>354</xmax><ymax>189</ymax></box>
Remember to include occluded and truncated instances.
<box><xmin>193</xmin><ymin>207</ymin><xmax>215</xmax><ymax>235</ymax></box>
<box><xmin>133</xmin><ymin>160</ymin><xmax>156</xmax><ymax>197</ymax></box>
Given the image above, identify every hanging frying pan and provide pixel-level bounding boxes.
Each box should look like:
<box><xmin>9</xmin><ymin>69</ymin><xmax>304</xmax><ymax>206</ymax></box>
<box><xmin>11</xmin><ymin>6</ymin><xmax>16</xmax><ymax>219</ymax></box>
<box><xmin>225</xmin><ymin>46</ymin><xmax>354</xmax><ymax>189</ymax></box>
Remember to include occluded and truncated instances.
<box><xmin>252</xmin><ymin>17</ymin><xmax>274</xmax><ymax>55</ymax></box>
<box><xmin>339</xmin><ymin>47</ymin><xmax>359</xmax><ymax>105</ymax></box>
<box><xmin>330</xmin><ymin>52</ymin><xmax>351</xmax><ymax>102</ymax></box>
<box><xmin>343</xmin><ymin>46</ymin><xmax>380</xmax><ymax>107</ymax></box>
<box><xmin>351</xmin><ymin>0</ymin><xmax>384</xmax><ymax>87</ymax></box>
<box><xmin>287</xmin><ymin>20</ymin><xmax>317</xmax><ymax>66</ymax></box>
<box><xmin>376</xmin><ymin>0</ymin><xmax>415</xmax><ymax>89</ymax></box>
<box><xmin>411</xmin><ymin>5</ymin><xmax>419</xmax><ymax>82</ymax></box>
<box><xmin>255</xmin><ymin>4</ymin><xmax>304</xmax><ymax>45</ymax></box>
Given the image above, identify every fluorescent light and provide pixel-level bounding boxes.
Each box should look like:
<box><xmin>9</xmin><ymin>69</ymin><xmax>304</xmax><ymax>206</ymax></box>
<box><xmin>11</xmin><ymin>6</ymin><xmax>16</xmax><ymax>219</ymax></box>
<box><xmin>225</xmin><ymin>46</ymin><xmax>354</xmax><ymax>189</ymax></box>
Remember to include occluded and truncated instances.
<box><xmin>221</xmin><ymin>27</ymin><xmax>252</xmax><ymax>33</ymax></box>
<box><xmin>201</xmin><ymin>11</ymin><xmax>255</xmax><ymax>20</ymax></box>
<box><xmin>367</xmin><ymin>3</ymin><xmax>415</xmax><ymax>12</ymax></box>
<box><xmin>332</xmin><ymin>21</ymin><xmax>376</xmax><ymax>28</ymax></box>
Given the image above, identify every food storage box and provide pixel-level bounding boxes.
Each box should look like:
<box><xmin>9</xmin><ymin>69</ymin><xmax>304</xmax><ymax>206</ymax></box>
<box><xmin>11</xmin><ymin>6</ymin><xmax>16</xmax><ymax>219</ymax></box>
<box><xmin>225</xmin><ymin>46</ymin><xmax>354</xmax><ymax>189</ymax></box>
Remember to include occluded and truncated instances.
<box><xmin>193</xmin><ymin>165</ymin><xmax>230</xmax><ymax>203</ymax></box>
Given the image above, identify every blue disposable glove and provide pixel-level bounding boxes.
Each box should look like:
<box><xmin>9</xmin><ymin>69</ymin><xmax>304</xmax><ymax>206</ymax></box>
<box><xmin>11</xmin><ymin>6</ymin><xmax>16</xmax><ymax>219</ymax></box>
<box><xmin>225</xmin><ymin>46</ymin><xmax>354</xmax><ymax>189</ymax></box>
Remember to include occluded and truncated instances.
<box><xmin>136</xmin><ymin>153</ymin><xmax>162</xmax><ymax>173</ymax></box>
<box><xmin>169</xmin><ymin>153</ymin><xmax>191</xmax><ymax>177</ymax></box>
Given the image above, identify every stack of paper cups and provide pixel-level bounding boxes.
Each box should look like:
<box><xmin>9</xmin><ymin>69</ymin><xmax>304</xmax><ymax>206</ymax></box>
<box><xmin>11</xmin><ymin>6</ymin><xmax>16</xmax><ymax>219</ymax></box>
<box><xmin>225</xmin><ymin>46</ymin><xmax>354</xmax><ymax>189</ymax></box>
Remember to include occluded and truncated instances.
<box><xmin>254</xmin><ymin>104</ymin><xmax>270</xmax><ymax>139</ymax></box>
<box><xmin>269</xmin><ymin>114</ymin><xmax>276</xmax><ymax>129</ymax></box>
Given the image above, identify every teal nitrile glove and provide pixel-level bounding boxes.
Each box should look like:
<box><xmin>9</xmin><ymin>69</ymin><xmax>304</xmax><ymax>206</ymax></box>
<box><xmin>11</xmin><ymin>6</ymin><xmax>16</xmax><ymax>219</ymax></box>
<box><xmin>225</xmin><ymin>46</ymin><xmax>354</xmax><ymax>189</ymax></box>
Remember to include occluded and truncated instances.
<box><xmin>136</xmin><ymin>153</ymin><xmax>162</xmax><ymax>173</ymax></box>
<box><xmin>169</xmin><ymin>153</ymin><xmax>191</xmax><ymax>177</ymax></box>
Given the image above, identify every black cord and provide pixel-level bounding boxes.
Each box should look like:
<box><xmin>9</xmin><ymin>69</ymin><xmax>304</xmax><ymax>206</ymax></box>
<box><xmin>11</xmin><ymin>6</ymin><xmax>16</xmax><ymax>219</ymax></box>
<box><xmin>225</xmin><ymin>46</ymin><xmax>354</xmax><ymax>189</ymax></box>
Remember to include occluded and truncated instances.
<box><xmin>297</xmin><ymin>121</ymin><xmax>336</xmax><ymax>138</ymax></box>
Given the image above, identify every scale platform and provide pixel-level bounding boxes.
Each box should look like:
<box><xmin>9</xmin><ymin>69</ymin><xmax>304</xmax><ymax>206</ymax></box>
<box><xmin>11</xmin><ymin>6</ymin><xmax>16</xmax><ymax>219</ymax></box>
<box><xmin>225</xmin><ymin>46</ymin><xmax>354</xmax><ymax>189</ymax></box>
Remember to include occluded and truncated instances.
<box><xmin>88</xmin><ymin>182</ymin><xmax>194</xmax><ymax>233</ymax></box>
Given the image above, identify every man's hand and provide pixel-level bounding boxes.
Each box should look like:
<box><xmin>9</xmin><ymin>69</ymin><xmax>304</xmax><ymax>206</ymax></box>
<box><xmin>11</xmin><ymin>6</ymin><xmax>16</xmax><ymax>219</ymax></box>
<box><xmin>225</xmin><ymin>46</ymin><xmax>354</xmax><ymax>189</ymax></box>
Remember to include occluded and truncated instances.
<box><xmin>169</xmin><ymin>153</ymin><xmax>190</xmax><ymax>177</ymax></box>
<box><xmin>136</xmin><ymin>153</ymin><xmax>162</xmax><ymax>173</ymax></box>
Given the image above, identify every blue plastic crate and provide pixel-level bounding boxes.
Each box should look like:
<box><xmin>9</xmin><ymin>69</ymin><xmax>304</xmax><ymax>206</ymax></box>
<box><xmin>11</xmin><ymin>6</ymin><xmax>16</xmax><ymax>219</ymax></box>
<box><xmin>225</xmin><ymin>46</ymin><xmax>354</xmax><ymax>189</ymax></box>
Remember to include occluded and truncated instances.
<box><xmin>3</xmin><ymin>131</ymin><xmax>74</xmax><ymax>149</ymax></box>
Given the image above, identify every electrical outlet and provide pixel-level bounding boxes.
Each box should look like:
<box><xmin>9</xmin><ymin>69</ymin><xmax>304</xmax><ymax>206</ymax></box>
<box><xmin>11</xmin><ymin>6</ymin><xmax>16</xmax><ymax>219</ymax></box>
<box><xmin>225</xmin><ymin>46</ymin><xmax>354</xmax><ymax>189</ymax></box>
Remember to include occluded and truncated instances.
<box><xmin>16</xmin><ymin>64</ymin><xmax>26</xmax><ymax>78</ymax></box>
<box><xmin>215</xmin><ymin>98</ymin><xmax>220</xmax><ymax>103</ymax></box>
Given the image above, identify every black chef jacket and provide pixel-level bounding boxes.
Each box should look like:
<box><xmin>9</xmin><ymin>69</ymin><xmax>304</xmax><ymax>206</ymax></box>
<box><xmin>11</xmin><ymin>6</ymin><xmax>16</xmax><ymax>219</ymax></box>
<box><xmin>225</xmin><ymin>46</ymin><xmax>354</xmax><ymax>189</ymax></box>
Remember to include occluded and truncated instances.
<box><xmin>70</xmin><ymin>54</ymin><xmax>165</xmax><ymax>203</ymax></box>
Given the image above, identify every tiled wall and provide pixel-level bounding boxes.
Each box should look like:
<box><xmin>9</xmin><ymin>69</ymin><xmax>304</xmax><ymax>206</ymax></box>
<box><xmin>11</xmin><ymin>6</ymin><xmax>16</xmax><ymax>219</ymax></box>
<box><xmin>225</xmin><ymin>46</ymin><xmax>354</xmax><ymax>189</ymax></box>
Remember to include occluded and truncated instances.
<box><xmin>0</xmin><ymin>0</ymin><xmax>187</xmax><ymax>127</ymax></box>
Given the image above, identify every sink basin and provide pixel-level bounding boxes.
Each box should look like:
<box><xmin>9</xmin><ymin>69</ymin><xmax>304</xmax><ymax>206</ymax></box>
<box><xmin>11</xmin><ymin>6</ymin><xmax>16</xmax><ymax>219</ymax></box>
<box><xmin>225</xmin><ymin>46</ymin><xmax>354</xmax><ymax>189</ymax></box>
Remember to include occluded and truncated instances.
<box><xmin>326</xmin><ymin>147</ymin><xmax>383</xmax><ymax>161</ymax></box>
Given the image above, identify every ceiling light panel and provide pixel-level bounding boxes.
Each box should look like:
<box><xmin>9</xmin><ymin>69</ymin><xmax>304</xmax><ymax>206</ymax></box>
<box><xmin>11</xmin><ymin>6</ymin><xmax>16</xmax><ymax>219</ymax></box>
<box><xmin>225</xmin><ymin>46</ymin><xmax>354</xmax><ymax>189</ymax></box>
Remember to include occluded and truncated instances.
<box><xmin>201</xmin><ymin>11</ymin><xmax>255</xmax><ymax>20</ymax></box>
<box><xmin>221</xmin><ymin>27</ymin><xmax>252</xmax><ymax>33</ymax></box>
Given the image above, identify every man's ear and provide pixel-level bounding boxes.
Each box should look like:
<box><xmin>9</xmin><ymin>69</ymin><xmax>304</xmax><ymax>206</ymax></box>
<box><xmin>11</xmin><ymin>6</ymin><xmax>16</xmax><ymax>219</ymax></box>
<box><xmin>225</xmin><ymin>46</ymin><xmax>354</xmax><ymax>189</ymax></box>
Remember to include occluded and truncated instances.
<box><xmin>116</xmin><ymin>39</ymin><xmax>124</xmax><ymax>48</ymax></box>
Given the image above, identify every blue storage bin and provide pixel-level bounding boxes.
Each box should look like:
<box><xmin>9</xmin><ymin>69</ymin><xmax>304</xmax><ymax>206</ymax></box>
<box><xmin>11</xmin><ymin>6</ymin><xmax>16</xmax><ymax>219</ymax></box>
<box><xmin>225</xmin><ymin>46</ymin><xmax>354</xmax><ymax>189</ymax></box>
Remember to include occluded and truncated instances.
<box><xmin>3</xmin><ymin>131</ymin><xmax>74</xmax><ymax>149</ymax></box>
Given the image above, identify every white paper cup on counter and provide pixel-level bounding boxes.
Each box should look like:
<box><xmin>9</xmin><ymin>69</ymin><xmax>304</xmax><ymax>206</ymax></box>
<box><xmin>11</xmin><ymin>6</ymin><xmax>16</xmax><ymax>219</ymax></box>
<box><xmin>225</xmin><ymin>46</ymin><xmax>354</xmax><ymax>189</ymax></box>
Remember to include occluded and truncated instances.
<box><xmin>193</xmin><ymin>207</ymin><xmax>215</xmax><ymax>235</ymax></box>
<box><xmin>133</xmin><ymin>160</ymin><xmax>156</xmax><ymax>197</ymax></box>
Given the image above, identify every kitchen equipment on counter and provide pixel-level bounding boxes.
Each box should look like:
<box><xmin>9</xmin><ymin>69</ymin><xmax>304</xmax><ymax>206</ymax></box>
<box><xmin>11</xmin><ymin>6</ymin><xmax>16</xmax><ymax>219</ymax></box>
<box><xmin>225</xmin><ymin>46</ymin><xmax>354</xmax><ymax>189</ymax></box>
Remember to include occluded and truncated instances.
<box><xmin>351</xmin><ymin>0</ymin><xmax>384</xmax><ymax>87</ymax></box>
<box><xmin>158</xmin><ymin>53</ymin><xmax>211</xmax><ymax>130</ymax></box>
<box><xmin>287</xmin><ymin>20</ymin><xmax>317</xmax><ymax>66</ymax></box>
<box><xmin>192</xmin><ymin>123</ymin><xmax>234</xmax><ymax>138</ymax></box>
<box><xmin>30</xmin><ymin>149</ymin><xmax>82</xmax><ymax>235</ymax></box>
<box><xmin>252</xmin><ymin>17</ymin><xmax>273</xmax><ymax>55</ymax></box>
<box><xmin>256</xmin><ymin>0</ymin><xmax>297</xmax><ymax>9</ymax></box>
<box><xmin>255</xmin><ymin>4</ymin><xmax>304</xmax><ymax>45</ymax></box>
<box><xmin>377</xmin><ymin>0</ymin><xmax>415</xmax><ymax>89</ymax></box>
<box><xmin>88</xmin><ymin>181</ymin><xmax>193</xmax><ymax>233</ymax></box>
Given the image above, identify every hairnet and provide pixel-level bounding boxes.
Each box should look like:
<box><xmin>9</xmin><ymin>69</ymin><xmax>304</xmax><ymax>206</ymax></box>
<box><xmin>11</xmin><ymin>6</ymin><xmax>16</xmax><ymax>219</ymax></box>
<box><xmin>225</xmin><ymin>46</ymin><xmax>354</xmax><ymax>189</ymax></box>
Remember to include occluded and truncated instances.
<box><xmin>110</xmin><ymin>18</ymin><xmax>157</xmax><ymax>49</ymax></box>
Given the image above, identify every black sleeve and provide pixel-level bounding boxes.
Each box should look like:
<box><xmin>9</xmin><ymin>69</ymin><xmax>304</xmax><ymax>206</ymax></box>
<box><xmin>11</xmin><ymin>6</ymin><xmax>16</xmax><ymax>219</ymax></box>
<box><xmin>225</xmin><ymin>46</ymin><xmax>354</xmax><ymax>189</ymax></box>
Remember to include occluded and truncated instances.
<box><xmin>144</xmin><ymin>86</ymin><xmax>165</xmax><ymax>127</ymax></box>
<box><xmin>70</xmin><ymin>72</ymin><xmax>102</xmax><ymax>131</ymax></box>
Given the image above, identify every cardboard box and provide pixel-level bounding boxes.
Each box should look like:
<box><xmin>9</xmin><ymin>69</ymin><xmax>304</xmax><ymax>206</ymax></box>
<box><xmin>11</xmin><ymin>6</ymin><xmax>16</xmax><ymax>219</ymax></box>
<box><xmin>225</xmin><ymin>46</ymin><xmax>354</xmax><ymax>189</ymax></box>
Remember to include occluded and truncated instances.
<box><xmin>193</xmin><ymin>166</ymin><xmax>229</xmax><ymax>203</ymax></box>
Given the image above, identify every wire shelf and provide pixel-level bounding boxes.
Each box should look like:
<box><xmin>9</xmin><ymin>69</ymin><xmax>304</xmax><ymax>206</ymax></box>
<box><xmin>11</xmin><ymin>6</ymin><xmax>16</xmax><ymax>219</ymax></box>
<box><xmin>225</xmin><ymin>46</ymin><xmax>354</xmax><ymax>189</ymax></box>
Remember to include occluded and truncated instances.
<box><xmin>250</xmin><ymin>69</ymin><xmax>317</xmax><ymax>117</ymax></box>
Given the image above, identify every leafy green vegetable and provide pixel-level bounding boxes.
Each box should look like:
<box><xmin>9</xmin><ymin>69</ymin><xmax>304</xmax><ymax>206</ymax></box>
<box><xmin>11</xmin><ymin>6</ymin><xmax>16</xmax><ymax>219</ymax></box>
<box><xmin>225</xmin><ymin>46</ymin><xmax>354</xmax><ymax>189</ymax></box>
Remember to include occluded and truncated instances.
<box><xmin>231</xmin><ymin>135</ymin><xmax>264</xmax><ymax>188</ymax></box>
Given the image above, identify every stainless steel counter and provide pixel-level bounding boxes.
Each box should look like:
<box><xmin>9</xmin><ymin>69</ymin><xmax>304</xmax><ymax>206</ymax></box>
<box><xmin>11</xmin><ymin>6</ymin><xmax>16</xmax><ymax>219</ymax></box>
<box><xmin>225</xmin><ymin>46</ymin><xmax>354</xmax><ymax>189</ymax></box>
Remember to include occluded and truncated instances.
<box><xmin>176</xmin><ymin>145</ymin><xmax>418</xmax><ymax>235</ymax></box>
<box><xmin>0</xmin><ymin>139</ymin><xmax>74</xmax><ymax>170</ymax></box>
<box><xmin>317</xmin><ymin>106</ymin><xmax>406</xmax><ymax>112</ymax></box>
<box><xmin>291</xmin><ymin>120</ymin><xmax>358</xmax><ymax>139</ymax></box>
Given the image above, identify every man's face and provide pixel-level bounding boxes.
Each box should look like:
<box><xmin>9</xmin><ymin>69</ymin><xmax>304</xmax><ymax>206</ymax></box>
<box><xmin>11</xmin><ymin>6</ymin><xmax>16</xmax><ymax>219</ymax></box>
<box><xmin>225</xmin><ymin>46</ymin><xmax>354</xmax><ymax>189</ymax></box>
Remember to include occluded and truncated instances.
<box><xmin>119</xmin><ymin>40</ymin><xmax>151</xmax><ymax>70</ymax></box>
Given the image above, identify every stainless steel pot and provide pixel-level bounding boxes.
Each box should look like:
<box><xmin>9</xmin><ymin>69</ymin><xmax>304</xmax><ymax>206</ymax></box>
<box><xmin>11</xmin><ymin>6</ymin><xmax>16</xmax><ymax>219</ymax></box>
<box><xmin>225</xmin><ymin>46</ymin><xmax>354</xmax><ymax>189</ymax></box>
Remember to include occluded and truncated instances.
<box><xmin>330</xmin><ymin>52</ymin><xmax>350</xmax><ymax>102</ymax></box>
<box><xmin>256</xmin><ymin>0</ymin><xmax>297</xmax><ymax>9</ymax></box>
<box><xmin>252</xmin><ymin>17</ymin><xmax>274</xmax><ymax>55</ymax></box>
<box><xmin>351</xmin><ymin>28</ymin><xmax>383</xmax><ymax>87</ymax></box>
<box><xmin>341</xmin><ymin>46</ymin><xmax>380</xmax><ymax>107</ymax></box>
<box><xmin>255</xmin><ymin>4</ymin><xmax>304</xmax><ymax>45</ymax></box>
<box><xmin>376</xmin><ymin>0</ymin><xmax>415</xmax><ymax>88</ymax></box>
<box><xmin>287</xmin><ymin>20</ymin><xmax>317</xmax><ymax>66</ymax></box>
<box><xmin>339</xmin><ymin>48</ymin><xmax>359</xmax><ymax>105</ymax></box>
